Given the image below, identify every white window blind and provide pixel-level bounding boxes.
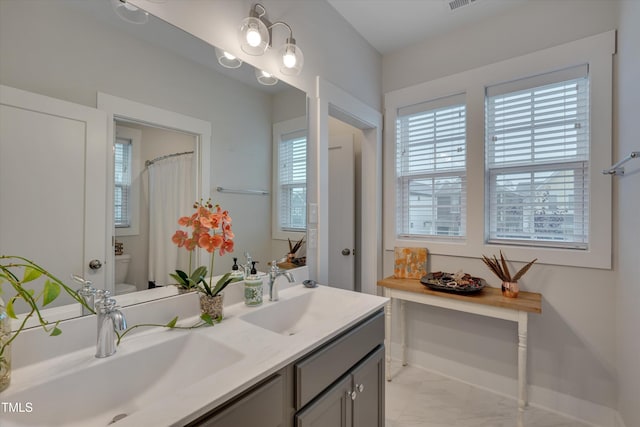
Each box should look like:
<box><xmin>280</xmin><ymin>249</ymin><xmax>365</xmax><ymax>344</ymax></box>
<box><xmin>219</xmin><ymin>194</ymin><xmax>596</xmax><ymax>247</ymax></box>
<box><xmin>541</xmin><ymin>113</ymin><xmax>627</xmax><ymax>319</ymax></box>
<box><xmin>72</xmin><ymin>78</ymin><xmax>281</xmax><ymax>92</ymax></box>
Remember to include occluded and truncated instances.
<box><xmin>486</xmin><ymin>65</ymin><xmax>589</xmax><ymax>248</ymax></box>
<box><xmin>279</xmin><ymin>130</ymin><xmax>307</xmax><ymax>232</ymax></box>
<box><xmin>114</xmin><ymin>138</ymin><xmax>132</xmax><ymax>228</ymax></box>
<box><xmin>396</xmin><ymin>94</ymin><xmax>466</xmax><ymax>238</ymax></box>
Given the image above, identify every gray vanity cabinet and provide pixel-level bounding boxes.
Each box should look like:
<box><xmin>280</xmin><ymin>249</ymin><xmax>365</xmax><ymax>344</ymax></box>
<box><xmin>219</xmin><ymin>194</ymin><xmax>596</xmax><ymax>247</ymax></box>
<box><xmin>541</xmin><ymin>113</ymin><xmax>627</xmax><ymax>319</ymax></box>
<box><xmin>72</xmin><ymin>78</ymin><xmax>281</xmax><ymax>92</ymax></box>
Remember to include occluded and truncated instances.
<box><xmin>294</xmin><ymin>346</ymin><xmax>385</xmax><ymax>427</ymax></box>
<box><xmin>185</xmin><ymin>310</ymin><xmax>384</xmax><ymax>427</ymax></box>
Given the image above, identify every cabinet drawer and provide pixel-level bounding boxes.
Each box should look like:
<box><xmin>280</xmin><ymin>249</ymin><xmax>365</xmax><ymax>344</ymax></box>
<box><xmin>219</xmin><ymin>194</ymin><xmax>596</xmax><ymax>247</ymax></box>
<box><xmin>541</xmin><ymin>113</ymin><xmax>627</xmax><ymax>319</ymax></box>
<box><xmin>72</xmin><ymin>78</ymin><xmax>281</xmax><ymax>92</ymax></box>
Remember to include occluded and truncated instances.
<box><xmin>295</xmin><ymin>310</ymin><xmax>384</xmax><ymax>409</ymax></box>
<box><xmin>187</xmin><ymin>373</ymin><xmax>284</xmax><ymax>427</ymax></box>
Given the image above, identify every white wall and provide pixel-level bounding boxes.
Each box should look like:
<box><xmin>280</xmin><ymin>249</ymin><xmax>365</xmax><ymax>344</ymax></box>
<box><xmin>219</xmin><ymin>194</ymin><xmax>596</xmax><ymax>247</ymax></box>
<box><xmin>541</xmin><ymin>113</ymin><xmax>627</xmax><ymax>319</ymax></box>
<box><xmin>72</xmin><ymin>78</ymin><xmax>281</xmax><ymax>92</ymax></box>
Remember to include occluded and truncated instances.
<box><xmin>382</xmin><ymin>1</ymin><xmax>621</xmax><ymax>424</ymax></box>
<box><xmin>615</xmin><ymin>2</ymin><xmax>640</xmax><ymax>426</ymax></box>
<box><xmin>0</xmin><ymin>0</ymin><xmax>287</xmax><ymax>277</ymax></box>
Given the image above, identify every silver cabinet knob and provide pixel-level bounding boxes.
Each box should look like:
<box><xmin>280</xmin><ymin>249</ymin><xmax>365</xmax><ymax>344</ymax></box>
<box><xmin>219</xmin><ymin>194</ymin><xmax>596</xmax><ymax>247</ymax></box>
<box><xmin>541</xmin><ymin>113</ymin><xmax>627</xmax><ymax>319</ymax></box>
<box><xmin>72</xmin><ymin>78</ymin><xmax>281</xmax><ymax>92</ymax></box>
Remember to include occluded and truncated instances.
<box><xmin>357</xmin><ymin>383</ymin><xmax>364</xmax><ymax>393</ymax></box>
<box><xmin>341</xmin><ymin>248</ymin><xmax>351</xmax><ymax>256</ymax></box>
<box><xmin>89</xmin><ymin>259</ymin><xmax>102</xmax><ymax>270</ymax></box>
<box><xmin>349</xmin><ymin>390</ymin><xmax>357</xmax><ymax>400</ymax></box>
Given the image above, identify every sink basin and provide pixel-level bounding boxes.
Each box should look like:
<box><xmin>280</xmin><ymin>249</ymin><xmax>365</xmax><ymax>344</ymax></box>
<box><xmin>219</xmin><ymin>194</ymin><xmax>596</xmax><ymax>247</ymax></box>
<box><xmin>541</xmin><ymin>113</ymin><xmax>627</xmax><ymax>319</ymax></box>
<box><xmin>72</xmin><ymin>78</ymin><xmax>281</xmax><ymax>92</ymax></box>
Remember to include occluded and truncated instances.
<box><xmin>239</xmin><ymin>287</ymin><xmax>362</xmax><ymax>336</ymax></box>
<box><xmin>2</xmin><ymin>331</ymin><xmax>244</xmax><ymax>427</ymax></box>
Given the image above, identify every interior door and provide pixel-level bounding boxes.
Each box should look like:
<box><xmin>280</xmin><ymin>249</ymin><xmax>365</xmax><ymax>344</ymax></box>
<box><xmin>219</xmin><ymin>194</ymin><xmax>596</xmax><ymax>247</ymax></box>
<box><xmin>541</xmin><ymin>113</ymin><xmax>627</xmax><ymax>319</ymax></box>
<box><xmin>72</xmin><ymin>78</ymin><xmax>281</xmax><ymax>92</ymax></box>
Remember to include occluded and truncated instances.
<box><xmin>328</xmin><ymin>134</ymin><xmax>355</xmax><ymax>291</ymax></box>
<box><xmin>0</xmin><ymin>85</ymin><xmax>108</xmax><ymax>310</ymax></box>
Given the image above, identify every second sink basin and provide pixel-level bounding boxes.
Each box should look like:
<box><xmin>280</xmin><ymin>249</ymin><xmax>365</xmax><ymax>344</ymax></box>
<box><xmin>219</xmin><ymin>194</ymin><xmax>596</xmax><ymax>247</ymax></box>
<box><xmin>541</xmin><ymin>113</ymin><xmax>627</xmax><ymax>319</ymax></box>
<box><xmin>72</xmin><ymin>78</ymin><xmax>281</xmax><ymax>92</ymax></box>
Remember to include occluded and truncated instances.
<box><xmin>3</xmin><ymin>330</ymin><xmax>244</xmax><ymax>427</ymax></box>
<box><xmin>239</xmin><ymin>286</ymin><xmax>362</xmax><ymax>336</ymax></box>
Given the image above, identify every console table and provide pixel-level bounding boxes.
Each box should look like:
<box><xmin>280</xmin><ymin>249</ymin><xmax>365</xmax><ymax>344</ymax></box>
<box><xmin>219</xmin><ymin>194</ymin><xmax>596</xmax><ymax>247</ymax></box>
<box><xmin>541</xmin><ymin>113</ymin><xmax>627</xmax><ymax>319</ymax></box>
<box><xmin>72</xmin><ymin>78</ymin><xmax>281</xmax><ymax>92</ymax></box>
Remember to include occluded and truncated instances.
<box><xmin>377</xmin><ymin>277</ymin><xmax>541</xmax><ymax>412</ymax></box>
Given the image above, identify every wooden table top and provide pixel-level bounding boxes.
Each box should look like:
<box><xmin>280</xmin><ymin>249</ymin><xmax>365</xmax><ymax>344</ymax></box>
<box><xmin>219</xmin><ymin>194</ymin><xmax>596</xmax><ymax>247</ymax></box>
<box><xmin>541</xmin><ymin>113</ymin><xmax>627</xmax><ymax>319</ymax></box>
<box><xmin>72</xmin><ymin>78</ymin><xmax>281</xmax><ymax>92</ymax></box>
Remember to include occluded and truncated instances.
<box><xmin>377</xmin><ymin>276</ymin><xmax>542</xmax><ymax>314</ymax></box>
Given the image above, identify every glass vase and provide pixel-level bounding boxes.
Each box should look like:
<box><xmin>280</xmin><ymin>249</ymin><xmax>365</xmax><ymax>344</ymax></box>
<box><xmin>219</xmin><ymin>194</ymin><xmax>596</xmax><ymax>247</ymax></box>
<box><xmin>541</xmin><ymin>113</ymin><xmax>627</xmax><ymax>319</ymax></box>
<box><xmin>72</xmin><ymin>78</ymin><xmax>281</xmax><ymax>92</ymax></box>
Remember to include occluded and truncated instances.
<box><xmin>200</xmin><ymin>293</ymin><xmax>224</xmax><ymax>319</ymax></box>
<box><xmin>0</xmin><ymin>295</ymin><xmax>11</xmax><ymax>392</ymax></box>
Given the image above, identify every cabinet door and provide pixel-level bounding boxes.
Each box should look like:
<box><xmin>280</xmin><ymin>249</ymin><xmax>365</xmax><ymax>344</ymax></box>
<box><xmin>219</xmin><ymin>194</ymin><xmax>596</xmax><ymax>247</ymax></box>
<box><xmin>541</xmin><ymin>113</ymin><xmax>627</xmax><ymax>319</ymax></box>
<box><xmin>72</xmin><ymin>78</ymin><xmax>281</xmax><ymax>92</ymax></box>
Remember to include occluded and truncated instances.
<box><xmin>352</xmin><ymin>346</ymin><xmax>385</xmax><ymax>427</ymax></box>
<box><xmin>295</xmin><ymin>375</ymin><xmax>352</xmax><ymax>427</ymax></box>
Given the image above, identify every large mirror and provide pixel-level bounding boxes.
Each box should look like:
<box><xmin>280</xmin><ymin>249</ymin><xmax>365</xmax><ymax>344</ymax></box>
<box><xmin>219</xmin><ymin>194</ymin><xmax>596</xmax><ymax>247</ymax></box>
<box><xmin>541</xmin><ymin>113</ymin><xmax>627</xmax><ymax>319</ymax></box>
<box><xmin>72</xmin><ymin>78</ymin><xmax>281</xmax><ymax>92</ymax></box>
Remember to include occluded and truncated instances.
<box><xmin>0</xmin><ymin>0</ymin><xmax>307</xmax><ymax>320</ymax></box>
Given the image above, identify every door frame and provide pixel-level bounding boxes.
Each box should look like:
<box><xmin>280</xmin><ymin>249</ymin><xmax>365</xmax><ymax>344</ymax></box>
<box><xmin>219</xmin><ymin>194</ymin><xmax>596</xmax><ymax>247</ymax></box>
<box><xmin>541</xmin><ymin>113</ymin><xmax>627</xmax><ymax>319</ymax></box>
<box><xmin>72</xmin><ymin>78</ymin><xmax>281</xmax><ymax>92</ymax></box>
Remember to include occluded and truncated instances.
<box><xmin>311</xmin><ymin>78</ymin><xmax>382</xmax><ymax>295</ymax></box>
<box><xmin>97</xmin><ymin>93</ymin><xmax>212</xmax><ymax>294</ymax></box>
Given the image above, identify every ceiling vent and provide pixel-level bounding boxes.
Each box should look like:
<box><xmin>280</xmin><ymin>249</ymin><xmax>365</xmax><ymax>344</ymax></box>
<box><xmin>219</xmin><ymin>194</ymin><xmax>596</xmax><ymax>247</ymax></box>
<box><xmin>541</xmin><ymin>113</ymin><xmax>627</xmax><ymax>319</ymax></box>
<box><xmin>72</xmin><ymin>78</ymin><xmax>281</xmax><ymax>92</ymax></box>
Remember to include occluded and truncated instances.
<box><xmin>445</xmin><ymin>0</ymin><xmax>481</xmax><ymax>12</ymax></box>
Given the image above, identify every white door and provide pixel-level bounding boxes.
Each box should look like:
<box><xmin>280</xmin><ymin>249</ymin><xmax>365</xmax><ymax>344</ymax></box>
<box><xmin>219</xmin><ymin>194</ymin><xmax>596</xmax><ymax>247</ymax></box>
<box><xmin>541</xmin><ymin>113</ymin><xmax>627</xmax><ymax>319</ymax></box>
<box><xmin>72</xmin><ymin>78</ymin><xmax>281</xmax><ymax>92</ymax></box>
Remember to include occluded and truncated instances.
<box><xmin>0</xmin><ymin>85</ymin><xmax>108</xmax><ymax>310</ymax></box>
<box><xmin>328</xmin><ymin>134</ymin><xmax>355</xmax><ymax>291</ymax></box>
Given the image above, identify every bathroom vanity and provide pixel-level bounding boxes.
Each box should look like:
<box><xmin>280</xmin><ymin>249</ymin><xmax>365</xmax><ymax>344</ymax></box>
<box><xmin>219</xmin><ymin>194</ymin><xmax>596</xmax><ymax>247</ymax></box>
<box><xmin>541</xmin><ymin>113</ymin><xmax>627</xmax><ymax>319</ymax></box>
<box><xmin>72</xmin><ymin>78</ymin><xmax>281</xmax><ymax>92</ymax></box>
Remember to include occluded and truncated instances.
<box><xmin>4</xmin><ymin>283</ymin><xmax>387</xmax><ymax>427</ymax></box>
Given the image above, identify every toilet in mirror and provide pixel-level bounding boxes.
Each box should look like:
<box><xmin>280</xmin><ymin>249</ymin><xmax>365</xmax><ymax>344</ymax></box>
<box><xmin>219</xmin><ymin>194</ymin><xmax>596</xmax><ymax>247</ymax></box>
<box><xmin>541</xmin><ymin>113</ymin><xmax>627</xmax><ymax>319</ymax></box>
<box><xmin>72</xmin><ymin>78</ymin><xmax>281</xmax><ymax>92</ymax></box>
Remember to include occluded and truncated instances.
<box><xmin>114</xmin><ymin>254</ymin><xmax>136</xmax><ymax>295</ymax></box>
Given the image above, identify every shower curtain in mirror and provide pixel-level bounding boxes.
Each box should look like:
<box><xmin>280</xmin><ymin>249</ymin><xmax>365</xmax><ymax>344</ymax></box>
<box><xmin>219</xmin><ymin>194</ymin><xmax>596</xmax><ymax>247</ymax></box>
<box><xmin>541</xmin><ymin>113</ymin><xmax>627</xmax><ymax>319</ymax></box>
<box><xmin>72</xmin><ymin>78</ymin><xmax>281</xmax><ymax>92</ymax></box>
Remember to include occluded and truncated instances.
<box><xmin>148</xmin><ymin>153</ymin><xmax>195</xmax><ymax>286</ymax></box>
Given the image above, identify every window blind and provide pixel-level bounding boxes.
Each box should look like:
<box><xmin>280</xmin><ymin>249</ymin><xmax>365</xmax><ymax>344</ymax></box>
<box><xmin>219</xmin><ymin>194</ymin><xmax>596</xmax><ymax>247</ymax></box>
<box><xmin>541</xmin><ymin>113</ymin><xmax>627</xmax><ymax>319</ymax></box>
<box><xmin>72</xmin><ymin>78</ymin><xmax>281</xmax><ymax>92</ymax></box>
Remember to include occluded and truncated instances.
<box><xmin>396</xmin><ymin>94</ymin><xmax>467</xmax><ymax>238</ymax></box>
<box><xmin>486</xmin><ymin>65</ymin><xmax>589</xmax><ymax>248</ymax></box>
<box><xmin>279</xmin><ymin>131</ymin><xmax>307</xmax><ymax>231</ymax></box>
<box><xmin>114</xmin><ymin>138</ymin><xmax>132</xmax><ymax>228</ymax></box>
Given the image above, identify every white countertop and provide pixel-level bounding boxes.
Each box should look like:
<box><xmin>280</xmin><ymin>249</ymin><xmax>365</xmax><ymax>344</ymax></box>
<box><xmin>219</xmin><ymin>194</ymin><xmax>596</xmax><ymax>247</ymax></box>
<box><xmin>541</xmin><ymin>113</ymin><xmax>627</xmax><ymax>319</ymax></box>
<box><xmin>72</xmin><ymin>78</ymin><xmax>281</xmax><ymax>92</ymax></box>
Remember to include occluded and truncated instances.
<box><xmin>4</xmin><ymin>284</ymin><xmax>388</xmax><ymax>427</ymax></box>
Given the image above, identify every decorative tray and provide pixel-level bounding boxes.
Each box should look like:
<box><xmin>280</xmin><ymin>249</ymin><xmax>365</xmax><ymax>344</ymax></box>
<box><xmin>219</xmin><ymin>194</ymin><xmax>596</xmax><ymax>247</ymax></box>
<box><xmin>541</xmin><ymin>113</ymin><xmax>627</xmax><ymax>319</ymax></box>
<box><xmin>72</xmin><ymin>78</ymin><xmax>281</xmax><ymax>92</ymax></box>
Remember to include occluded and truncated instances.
<box><xmin>420</xmin><ymin>271</ymin><xmax>486</xmax><ymax>294</ymax></box>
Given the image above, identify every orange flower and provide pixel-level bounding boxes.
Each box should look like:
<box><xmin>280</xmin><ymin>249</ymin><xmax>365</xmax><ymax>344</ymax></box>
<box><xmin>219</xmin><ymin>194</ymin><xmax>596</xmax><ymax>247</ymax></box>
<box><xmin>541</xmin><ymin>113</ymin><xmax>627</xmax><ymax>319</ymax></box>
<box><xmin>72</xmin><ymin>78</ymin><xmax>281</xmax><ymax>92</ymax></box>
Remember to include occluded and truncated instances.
<box><xmin>172</xmin><ymin>198</ymin><xmax>235</xmax><ymax>293</ymax></box>
<box><xmin>219</xmin><ymin>239</ymin><xmax>234</xmax><ymax>256</ymax></box>
<box><xmin>172</xmin><ymin>230</ymin><xmax>188</xmax><ymax>247</ymax></box>
<box><xmin>198</xmin><ymin>233</ymin><xmax>223</xmax><ymax>253</ymax></box>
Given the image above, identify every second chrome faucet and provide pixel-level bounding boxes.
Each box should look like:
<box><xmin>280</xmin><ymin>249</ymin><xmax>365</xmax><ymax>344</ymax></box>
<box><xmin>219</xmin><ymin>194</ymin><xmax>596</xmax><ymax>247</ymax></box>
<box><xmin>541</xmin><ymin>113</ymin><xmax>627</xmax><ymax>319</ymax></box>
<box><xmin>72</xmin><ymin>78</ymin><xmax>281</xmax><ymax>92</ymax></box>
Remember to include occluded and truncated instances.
<box><xmin>268</xmin><ymin>260</ymin><xmax>295</xmax><ymax>301</ymax></box>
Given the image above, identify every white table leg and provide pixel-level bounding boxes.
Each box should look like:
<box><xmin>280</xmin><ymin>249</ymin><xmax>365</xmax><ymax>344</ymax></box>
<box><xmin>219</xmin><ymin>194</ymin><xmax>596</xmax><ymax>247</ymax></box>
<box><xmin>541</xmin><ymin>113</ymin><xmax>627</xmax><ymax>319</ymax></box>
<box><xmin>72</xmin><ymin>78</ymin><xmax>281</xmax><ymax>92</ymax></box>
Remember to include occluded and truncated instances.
<box><xmin>384</xmin><ymin>289</ymin><xmax>392</xmax><ymax>381</ymax></box>
<box><xmin>518</xmin><ymin>311</ymin><xmax>528</xmax><ymax>411</ymax></box>
<box><xmin>400</xmin><ymin>300</ymin><xmax>408</xmax><ymax>366</ymax></box>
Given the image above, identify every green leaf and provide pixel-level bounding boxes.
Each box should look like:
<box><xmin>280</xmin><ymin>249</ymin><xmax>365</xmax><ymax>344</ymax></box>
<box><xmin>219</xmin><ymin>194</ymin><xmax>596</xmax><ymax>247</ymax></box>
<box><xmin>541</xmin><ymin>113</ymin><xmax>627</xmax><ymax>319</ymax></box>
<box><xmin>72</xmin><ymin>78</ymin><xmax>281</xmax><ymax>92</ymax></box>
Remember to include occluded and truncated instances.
<box><xmin>170</xmin><ymin>273</ymin><xmax>185</xmax><ymax>285</ymax></box>
<box><xmin>165</xmin><ymin>316</ymin><xmax>178</xmax><ymax>328</ymax></box>
<box><xmin>190</xmin><ymin>266</ymin><xmax>207</xmax><ymax>284</ymax></box>
<box><xmin>42</xmin><ymin>280</ymin><xmax>61</xmax><ymax>306</ymax></box>
<box><xmin>6</xmin><ymin>298</ymin><xmax>17</xmax><ymax>319</ymax></box>
<box><xmin>200</xmin><ymin>313</ymin><xmax>214</xmax><ymax>325</ymax></box>
<box><xmin>50</xmin><ymin>327</ymin><xmax>62</xmax><ymax>336</ymax></box>
<box><xmin>22</xmin><ymin>267</ymin><xmax>42</xmax><ymax>283</ymax></box>
<box><xmin>210</xmin><ymin>272</ymin><xmax>238</xmax><ymax>297</ymax></box>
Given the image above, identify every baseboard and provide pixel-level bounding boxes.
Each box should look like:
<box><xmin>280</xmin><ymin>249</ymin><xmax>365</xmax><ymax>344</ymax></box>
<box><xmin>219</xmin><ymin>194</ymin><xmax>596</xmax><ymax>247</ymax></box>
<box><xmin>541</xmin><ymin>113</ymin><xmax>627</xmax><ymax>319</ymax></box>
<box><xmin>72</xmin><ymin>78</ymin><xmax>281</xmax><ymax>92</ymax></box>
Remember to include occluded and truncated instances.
<box><xmin>390</xmin><ymin>349</ymin><xmax>618</xmax><ymax>427</ymax></box>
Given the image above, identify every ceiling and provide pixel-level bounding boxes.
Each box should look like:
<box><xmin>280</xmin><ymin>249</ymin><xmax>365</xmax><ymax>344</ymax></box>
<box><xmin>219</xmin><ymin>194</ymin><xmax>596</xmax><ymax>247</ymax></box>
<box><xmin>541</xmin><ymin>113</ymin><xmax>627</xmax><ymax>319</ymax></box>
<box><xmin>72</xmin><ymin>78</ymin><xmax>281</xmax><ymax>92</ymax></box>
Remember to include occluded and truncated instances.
<box><xmin>327</xmin><ymin>0</ymin><xmax>529</xmax><ymax>54</ymax></box>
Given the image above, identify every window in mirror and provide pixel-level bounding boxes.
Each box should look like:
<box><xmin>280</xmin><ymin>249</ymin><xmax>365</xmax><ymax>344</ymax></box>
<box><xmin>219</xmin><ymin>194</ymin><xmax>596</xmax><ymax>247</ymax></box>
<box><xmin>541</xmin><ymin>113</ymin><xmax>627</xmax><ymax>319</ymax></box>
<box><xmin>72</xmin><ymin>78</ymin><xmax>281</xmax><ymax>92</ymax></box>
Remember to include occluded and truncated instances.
<box><xmin>114</xmin><ymin>125</ymin><xmax>141</xmax><ymax>236</ymax></box>
<box><xmin>273</xmin><ymin>117</ymin><xmax>307</xmax><ymax>240</ymax></box>
<box><xmin>114</xmin><ymin>139</ymin><xmax>132</xmax><ymax>228</ymax></box>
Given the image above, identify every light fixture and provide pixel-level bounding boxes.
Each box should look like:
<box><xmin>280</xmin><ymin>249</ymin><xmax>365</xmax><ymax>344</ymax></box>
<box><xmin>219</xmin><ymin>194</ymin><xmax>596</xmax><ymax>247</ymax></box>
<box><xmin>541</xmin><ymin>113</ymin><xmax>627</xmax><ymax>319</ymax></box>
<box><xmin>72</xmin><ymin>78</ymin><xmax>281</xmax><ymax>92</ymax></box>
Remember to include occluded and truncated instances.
<box><xmin>238</xmin><ymin>4</ymin><xmax>270</xmax><ymax>55</ymax></box>
<box><xmin>278</xmin><ymin>35</ymin><xmax>304</xmax><ymax>76</ymax></box>
<box><xmin>110</xmin><ymin>0</ymin><xmax>149</xmax><ymax>25</ymax></box>
<box><xmin>238</xmin><ymin>4</ymin><xmax>304</xmax><ymax>76</ymax></box>
<box><xmin>255</xmin><ymin>68</ymin><xmax>278</xmax><ymax>86</ymax></box>
<box><xmin>215</xmin><ymin>47</ymin><xmax>243</xmax><ymax>69</ymax></box>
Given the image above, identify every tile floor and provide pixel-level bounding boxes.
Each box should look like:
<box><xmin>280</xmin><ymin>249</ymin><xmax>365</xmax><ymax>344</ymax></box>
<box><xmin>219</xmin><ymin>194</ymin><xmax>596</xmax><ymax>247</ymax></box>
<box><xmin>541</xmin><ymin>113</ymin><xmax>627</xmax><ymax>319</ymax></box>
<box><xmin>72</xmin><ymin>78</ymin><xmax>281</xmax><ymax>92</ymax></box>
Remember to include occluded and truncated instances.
<box><xmin>385</xmin><ymin>363</ymin><xmax>591</xmax><ymax>427</ymax></box>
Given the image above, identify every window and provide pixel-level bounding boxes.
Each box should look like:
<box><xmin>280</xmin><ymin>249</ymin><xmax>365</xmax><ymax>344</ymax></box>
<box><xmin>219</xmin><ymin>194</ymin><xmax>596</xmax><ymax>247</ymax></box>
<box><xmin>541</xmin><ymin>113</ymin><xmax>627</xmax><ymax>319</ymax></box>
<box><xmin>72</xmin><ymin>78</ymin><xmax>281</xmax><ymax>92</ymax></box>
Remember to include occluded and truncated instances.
<box><xmin>395</xmin><ymin>94</ymin><xmax>466</xmax><ymax>238</ymax></box>
<box><xmin>384</xmin><ymin>31</ymin><xmax>614</xmax><ymax>268</ymax></box>
<box><xmin>272</xmin><ymin>117</ymin><xmax>307</xmax><ymax>240</ymax></box>
<box><xmin>114</xmin><ymin>125</ymin><xmax>141</xmax><ymax>236</ymax></box>
<box><xmin>114</xmin><ymin>138</ymin><xmax>132</xmax><ymax>228</ymax></box>
<box><xmin>486</xmin><ymin>65</ymin><xmax>589</xmax><ymax>248</ymax></box>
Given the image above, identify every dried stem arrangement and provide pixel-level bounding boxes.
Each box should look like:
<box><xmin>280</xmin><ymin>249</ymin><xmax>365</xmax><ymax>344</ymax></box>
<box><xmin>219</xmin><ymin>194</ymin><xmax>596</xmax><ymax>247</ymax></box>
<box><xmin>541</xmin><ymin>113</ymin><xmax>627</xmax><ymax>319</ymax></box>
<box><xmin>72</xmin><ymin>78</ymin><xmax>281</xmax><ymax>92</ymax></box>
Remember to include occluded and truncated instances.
<box><xmin>481</xmin><ymin>250</ymin><xmax>537</xmax><ymax>283</ymax></box>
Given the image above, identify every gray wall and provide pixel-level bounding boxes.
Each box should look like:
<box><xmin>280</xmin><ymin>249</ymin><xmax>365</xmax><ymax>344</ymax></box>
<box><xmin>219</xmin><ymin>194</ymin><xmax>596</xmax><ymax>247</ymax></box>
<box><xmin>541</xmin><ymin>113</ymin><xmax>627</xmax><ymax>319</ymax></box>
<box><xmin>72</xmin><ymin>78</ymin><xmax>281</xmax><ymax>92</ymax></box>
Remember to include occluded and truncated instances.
<box><xmin>615</xmin><ymin>2</ymin><xmax>640</xmax><ymax>426</ymax></box>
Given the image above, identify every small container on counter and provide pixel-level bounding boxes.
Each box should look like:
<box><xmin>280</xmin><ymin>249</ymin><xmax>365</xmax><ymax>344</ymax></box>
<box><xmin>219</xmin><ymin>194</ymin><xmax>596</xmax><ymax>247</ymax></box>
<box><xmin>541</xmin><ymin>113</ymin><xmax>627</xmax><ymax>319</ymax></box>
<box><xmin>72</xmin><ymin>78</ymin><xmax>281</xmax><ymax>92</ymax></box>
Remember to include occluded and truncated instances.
<box><xmin>244</xmin><ymin>261</ymin><xmax>263</xmax><ymax>307</ymax></box>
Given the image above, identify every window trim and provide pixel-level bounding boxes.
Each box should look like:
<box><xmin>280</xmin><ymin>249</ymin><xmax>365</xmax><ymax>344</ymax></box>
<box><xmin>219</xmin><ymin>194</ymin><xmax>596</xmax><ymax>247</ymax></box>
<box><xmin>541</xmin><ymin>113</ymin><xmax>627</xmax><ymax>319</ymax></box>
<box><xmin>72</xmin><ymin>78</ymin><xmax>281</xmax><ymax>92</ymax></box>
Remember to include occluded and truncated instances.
<box><xmin>114</xmin><ymin>125</ymin><xmax>141</xmax><ymax>237</ymax></box>
<box><xmin>384</xmin><ymin>30</ymin><xmax>615</xmax><ymax>269</ymax></box>
<box><xmin>272</xmin><ymin>116</ymin><xmax>307</xmax><ymax>241</ymax></box>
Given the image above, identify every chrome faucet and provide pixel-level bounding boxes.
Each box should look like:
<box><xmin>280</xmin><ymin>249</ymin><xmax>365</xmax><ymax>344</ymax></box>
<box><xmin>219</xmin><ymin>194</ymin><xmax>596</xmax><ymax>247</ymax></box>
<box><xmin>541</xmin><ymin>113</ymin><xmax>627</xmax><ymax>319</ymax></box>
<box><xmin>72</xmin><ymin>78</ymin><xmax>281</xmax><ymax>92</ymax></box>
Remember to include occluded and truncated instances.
<box><xmin>268</xmin><ymin>260</ymin><xmax>294</xmax><ymax>302</ymax></box>
<box><xmin>95</xmin><ymin>297</ymin><xmax>127</xmax><ymax>358</ymax></box>
<box><xmin>72</xmin><ymin>274</ymin><xmax>96</xmax><ymax>316</ymax></box>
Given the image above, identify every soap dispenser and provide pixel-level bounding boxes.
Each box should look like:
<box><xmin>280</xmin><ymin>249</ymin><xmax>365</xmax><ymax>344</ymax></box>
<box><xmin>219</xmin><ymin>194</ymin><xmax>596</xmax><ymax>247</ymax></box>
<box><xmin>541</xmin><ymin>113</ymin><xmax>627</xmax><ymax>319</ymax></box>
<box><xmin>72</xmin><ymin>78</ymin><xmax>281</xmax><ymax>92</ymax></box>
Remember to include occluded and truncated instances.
<box><xmin>230</xmin><ymin>257</ymin><xmax>244</xmax><ymax>280</ymax></box>
<box><xmin>244</xmin><ymin>261</ymin><xmax>263</xmax><ymax>307</ymax></box>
